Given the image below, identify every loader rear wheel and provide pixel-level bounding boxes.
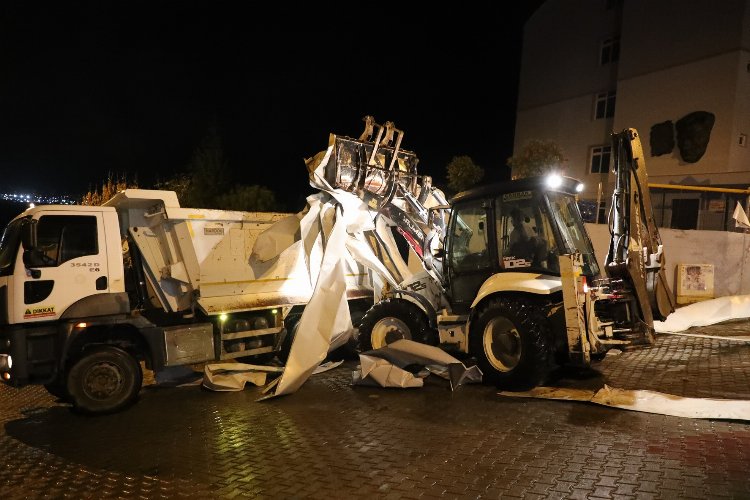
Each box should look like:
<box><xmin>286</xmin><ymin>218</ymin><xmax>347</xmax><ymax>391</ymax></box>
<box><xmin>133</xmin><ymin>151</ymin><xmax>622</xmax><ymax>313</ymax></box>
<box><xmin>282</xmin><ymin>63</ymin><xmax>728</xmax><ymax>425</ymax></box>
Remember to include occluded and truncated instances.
<box><xmin>470</xmin><ymin>298</ymin><xmax>553</xmax><ymax>390</ymax></box>
<box><xmin>66</xmin><ymin>346</ymin><xmax>142</xmax><ymax>415</ymax></box>
<box><xmin>357</xmin><ymin>298</ymin><xmax>436</xmax><ymax>352</ymax></box>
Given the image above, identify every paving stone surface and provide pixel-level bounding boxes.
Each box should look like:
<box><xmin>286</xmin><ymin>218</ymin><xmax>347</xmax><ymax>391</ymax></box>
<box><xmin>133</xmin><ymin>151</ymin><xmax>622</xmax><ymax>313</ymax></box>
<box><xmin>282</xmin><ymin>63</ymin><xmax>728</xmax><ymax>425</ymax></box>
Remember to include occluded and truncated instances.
<box><xmin>1</xmin><ymin>320</ymin><xmax>749</xmax><ymax>499</ymax></box>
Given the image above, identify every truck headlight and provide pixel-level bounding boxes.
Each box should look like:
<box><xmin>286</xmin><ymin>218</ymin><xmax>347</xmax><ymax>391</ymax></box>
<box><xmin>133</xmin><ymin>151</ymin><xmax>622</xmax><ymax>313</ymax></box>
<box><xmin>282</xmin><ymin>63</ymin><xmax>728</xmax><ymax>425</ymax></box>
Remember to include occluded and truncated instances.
<box><xmin>0</xmin><ymin>354</ymin><xmax>11</xmax><ymax>372</ymax></box>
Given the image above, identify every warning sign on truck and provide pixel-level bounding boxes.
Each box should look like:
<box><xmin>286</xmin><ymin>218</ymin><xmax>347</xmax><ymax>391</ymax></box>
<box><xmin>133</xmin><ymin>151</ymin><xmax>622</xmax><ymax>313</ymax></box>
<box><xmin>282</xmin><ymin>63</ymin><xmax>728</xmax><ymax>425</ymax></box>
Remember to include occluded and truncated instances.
<box><xmin>24</xmin><ymin>306</ymin><xmax>55</xmax><ymax>319</ymax></box>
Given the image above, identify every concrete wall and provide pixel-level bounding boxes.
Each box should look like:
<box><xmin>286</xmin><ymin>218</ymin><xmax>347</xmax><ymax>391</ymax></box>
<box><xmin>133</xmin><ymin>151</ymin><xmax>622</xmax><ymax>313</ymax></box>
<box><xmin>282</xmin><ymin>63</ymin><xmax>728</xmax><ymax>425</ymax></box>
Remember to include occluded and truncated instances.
<box><xmin>586</xmin><ymin>223</ymin><xmax>750</xmax><ymax>299</ymax></box>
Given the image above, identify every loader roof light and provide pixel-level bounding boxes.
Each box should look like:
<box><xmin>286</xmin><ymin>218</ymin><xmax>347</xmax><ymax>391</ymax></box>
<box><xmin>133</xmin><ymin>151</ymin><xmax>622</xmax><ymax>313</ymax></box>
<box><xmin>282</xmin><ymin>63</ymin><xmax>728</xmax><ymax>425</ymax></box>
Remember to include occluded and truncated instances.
<box><xmin>219</xmin><ymin>313</ymin><xmax>228</xmax><ymax>322</ymax></box>
<box><xmin>546</xmin><ymin>173</ymin><xmax>563</xmax><ymax>189</ymax></box>
<box><xmin>575</xmin><ymin>183</ymin><xmax>584</xmax><ymax>193</ymax></box>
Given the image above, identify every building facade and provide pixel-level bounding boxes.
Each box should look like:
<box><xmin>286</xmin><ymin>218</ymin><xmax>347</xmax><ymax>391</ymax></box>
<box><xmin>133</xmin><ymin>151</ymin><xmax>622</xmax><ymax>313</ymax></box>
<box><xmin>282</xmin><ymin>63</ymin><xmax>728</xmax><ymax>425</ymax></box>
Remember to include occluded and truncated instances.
<box><xmin>514</xmin><ymin>0</ymin><xmax>750</xmax><ymax>230</ymax></box>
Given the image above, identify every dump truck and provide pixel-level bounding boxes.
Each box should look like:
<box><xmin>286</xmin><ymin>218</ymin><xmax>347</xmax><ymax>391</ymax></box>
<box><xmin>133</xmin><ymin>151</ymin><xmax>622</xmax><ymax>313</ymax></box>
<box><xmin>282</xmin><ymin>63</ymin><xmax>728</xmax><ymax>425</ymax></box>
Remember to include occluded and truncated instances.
<box><xmin>0</xmin><ymin>189</ymin><xmax>374</xmax><ymax>413</ymax></box>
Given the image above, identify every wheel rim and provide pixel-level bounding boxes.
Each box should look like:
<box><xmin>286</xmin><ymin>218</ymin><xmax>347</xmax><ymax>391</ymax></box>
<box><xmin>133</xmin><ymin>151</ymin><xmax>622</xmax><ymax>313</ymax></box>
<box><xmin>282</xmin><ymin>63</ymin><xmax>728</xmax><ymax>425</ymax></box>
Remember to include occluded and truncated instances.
<box><xmin>482</xmin><ymin>316</ymin><xmax>522</xmax><ymax>372</ymax></box>
<box><xmin>370</xmin><ymin>317</ymin><xmax>411</xmax><ymax>349</ymax></box>
<box><xmin>83</xmin><ymin>361</ymin><xmax>123</xmax><ymax>400</ymax></box>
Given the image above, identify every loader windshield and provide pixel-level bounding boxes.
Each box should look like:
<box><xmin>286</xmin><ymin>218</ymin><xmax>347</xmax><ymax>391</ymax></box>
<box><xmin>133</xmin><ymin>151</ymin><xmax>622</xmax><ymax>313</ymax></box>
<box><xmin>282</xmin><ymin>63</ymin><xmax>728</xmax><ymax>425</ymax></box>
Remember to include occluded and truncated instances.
<box><xmin>546</xmin><ymin>192</ymin><xmax>600</xmax><ymax>277</ymax></box>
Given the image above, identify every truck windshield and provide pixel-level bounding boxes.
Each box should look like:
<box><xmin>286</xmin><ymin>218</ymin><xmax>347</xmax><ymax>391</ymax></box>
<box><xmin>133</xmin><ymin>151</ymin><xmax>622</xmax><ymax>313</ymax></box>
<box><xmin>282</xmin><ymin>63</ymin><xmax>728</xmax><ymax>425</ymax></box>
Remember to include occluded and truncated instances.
<box><xmin>0</xmin><ymin>217</ymin><xmax>24</xmax><ymax>277</ymax></box>
<box><xmin>546</xmin><ymin>192</ymin><xmax>600</xmax><ymax>277</ymax></box>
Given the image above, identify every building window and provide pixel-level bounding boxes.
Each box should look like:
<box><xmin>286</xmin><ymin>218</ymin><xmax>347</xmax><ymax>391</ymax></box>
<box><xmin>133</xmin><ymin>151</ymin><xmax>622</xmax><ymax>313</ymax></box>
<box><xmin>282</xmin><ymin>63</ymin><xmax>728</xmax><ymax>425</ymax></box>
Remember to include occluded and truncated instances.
<box><xmin>590</xmin><ymin>145</ymin><xmax>611</xmax><ymax>174</ymax></box>
<box><xmin>600</xmin><ymin>37</ymin><xmax>620</xmax><ymax>65</ymax></box>
<box><xmin>595</xmin><ymin>90</ymin><xmax>616</xmax><ymax>119</ymax></box>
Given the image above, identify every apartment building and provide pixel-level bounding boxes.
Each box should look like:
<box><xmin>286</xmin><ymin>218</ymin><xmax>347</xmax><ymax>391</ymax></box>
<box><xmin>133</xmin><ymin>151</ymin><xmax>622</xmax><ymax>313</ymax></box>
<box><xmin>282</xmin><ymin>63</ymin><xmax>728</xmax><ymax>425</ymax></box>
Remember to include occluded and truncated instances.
<box><xmin>514</xmin><ymin>0</ymin><xmax>750</xmax><ymax>229</ymax></box>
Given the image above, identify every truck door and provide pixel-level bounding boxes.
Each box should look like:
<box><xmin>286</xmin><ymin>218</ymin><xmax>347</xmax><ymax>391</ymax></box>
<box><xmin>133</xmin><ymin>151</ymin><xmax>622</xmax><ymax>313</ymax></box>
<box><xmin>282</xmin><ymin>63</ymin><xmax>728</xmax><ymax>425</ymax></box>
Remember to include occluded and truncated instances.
<box><xmin>12</xmin><ymin>212</ymin><xmax>109</xmax><ymax>323</ymax></box>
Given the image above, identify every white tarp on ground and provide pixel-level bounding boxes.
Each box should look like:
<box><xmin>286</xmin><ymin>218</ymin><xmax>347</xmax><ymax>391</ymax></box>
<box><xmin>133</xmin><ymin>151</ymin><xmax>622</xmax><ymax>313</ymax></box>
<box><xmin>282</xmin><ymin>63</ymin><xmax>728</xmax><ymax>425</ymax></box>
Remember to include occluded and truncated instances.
<box><xmin>654</xmin><ymin>295</ymin><xmax>750</xmax><ymax>333</ymax></box>
<box><xmin>352</xmin><ymin>339</ymin><xmax>483</xmax><ymax>390</ymax></box>
<box><xmin>499</xmin><ymin>385</ymin><xmax>750</xmax><ymax>421</ymax></box>
<box><xmin>202</xmin><ymin>363</ymin><xmax>284</xmax><ymax>392</ymax></box>
<box><xmin>200</xmin><ymin>360</ymin><xmax>344</xmax><ymax>392</ymax></box>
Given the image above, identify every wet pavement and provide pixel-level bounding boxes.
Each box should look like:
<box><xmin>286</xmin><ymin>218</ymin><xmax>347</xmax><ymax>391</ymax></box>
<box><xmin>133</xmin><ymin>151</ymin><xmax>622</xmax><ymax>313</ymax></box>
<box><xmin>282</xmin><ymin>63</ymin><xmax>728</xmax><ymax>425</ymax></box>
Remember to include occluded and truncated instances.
<box><xmin>1</xmin><ymin>320</ymin><xmax>750</xmax><ymax>499</ymax></box>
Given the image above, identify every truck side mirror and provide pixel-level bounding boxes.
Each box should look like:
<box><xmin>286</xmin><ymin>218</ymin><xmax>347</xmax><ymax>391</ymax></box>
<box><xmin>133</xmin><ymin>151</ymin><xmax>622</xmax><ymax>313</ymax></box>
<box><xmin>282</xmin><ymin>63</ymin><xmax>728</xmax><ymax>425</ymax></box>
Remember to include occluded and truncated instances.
<box><xmin>20</xmin><ymin>219</ymin><xmax>37</xmax><ymax>250</ymax></box>
<box><xmin>20</xmin><ymin>219</ymin><xmax>43</xmax><ymax>277</ymax></box>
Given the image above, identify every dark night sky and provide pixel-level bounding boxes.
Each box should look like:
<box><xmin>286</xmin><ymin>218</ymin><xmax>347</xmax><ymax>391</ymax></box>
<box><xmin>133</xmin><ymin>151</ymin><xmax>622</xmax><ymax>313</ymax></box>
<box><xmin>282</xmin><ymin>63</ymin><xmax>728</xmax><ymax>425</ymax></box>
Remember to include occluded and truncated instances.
<box><xmin>0</xmin><ymin>1</ymin><xmax>544</xmax><ymax>211</ymax></box>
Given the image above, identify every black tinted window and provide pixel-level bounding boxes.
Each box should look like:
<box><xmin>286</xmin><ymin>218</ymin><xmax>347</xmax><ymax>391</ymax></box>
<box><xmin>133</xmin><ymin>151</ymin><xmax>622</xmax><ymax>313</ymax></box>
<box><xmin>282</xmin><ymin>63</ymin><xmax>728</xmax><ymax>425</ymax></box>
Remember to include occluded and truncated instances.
<box><xmin>37</xmin><ymin>215</ymin><xmax>98</xmax><ymax>266</ymax></box>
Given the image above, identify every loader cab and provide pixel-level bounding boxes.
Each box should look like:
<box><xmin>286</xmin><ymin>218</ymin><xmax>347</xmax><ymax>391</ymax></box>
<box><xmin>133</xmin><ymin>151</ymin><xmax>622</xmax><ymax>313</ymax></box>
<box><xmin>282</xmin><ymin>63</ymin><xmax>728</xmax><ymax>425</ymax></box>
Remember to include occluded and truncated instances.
<box><xmin>444</xmin><ymin>175</ymin><xmax>599</xmax><ymax>313</ymax></box>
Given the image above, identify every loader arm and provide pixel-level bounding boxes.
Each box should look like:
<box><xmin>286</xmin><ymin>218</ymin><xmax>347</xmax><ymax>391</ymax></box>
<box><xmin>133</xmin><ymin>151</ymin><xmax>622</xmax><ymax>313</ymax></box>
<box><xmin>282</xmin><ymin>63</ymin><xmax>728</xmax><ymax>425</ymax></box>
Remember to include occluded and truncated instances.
<box><xmin>319</xmin><ymin>116</ymin><xmax>450</xmax><ymax>285</ymax></box>
<box><xmin>605</xmin><ymin>128</ymin><xmax>675</xmax><ymax>327</ymax></box>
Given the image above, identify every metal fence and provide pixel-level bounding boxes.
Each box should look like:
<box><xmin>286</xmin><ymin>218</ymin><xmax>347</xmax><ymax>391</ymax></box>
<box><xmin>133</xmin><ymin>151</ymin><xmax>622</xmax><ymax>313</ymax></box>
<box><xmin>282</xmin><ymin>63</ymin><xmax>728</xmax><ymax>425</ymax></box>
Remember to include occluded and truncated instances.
<box><xmin>579</xmin><ymin>184</ymin><xmax>750</xmax><ymax>232</ymax></box>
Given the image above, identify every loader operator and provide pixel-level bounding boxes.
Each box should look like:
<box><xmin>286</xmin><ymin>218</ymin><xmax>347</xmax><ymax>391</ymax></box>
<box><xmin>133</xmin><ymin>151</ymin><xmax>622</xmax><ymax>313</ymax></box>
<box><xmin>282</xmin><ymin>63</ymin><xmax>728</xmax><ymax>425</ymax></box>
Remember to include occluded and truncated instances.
<box><xmin>507</xmin><ymin>207</ymin><xmax>547</xmax><ymax>268</ymax></box>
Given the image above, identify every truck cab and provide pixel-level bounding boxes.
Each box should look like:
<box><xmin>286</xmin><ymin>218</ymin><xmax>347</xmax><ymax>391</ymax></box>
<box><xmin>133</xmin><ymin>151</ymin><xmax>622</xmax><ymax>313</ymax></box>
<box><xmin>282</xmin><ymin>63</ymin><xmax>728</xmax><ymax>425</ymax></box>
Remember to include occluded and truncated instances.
<box><xmin>0</xmin><ymin>205</ymin><xmax>129</xmax><ymax>386</ymax></box>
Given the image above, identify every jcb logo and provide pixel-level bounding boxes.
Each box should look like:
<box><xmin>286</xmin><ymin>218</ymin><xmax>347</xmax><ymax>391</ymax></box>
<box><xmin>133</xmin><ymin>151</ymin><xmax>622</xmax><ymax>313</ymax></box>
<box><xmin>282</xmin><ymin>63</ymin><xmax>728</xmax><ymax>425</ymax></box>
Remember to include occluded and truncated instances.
<box><xmin>407</xmin><ymin>281</ymin><xmax>427</xmax><ymax>292</ymax></box>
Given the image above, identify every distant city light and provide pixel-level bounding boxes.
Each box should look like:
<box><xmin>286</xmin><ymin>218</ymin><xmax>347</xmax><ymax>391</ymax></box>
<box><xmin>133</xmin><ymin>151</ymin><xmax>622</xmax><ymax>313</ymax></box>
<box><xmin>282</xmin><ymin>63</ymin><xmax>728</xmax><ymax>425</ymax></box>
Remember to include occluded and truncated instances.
<box><xmin>1</xmin><ymin>192</ymin><xmax>76</xmax><ymax>205</ymax></box>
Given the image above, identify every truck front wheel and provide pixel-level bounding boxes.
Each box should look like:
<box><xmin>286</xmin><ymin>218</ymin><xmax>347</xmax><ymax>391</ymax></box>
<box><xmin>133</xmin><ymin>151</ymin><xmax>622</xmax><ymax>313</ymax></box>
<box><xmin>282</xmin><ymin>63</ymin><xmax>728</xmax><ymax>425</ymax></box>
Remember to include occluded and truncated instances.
<box><xmin>357</xmin><ymin>298</ymin><xmax>436</xmax><ymax>352</ymax></box>
<box><xmin>470</xmin><ymin>298</ymin><xmax>553</xmax><ymax>390</ymax></box>
<box><xmin>66</xmin><ymin>346</ymin><xmax>142</xmax><ymax>415</ymax></box>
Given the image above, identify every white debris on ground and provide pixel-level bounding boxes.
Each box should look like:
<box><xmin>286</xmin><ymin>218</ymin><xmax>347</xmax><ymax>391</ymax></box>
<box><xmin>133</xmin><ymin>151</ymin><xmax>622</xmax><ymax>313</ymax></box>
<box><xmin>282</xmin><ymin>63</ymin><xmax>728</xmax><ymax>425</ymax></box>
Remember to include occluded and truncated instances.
<box><xmin>351</xmin><ymin>339</ymin><xmax>483</xmax><ymax>390</ymax></box>
<box><xmin>654</xmin><ymin>294</ymin><xmax>750</xmax><ymax>333</ymax></box>
<box><xmin>203</xmin><ymin>363</ymin><xmax>285</xmax><ymax>392</ymax></box>
<box><xmin>499</xmin><ymin>385</ymin><xmax>750</xmax><ymax>421</ymax></box>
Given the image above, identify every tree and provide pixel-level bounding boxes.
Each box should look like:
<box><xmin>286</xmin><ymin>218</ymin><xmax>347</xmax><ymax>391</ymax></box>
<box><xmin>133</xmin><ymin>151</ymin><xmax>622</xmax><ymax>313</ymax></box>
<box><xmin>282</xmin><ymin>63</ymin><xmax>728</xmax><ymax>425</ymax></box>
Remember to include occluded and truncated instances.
<box><xmin>506</xmin><ymin>139</ymin><xmax>566</xmax><ymax>179</ymax></box>
<box><xmin>153</xmin><ymin>172</ymin><xmax>191</xmax><ymax>203</ymax></box>
<box><xmin>216</xmin><ymin>185</ymin><xmax>278</xmax><ymax>212</ymax></box>
<box><xmin>81</xmin><ymin>173</ymin><xmax>138</xmax><ymax>206</ymax></box>
<box><xmin>446</xmin><ymin>155</ymin><xmax>484</xmax><ymax>193</ymax></box>
<box><xmin>154</xmin><ymin>120</ymin><xmax>282</xmax><ymax>212</ymax></box>
<box><xmin>179</xmin><ymin>120</ymin><xmax>231</xmax><ymax>208</ymax></box>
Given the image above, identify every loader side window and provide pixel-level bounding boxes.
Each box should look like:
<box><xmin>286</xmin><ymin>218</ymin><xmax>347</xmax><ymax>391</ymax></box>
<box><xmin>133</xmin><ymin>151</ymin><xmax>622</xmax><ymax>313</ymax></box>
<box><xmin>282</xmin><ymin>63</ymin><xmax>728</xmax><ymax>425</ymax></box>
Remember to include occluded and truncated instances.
<box><xmin>448</xmin><ymin>202</ymin><xmax>490</xmax><ymax>273</ymax></box>
<box><xmin>36</xmin><ymin>215</ymin><xmax>98</xmax><ymax>267</ymax></box>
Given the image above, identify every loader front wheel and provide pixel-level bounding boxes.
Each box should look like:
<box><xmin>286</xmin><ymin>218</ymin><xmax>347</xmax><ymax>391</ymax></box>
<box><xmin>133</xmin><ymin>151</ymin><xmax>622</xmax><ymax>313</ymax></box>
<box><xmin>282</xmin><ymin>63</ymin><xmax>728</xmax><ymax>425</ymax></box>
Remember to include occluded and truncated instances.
<box><xmin>470</xmin><ymin>298</ymin><xmax>553</xmax><ymax>390</ymax></box>
<box><xmin>66</xmin><ymin>346</ymin><xmax>142</xmax><ymax>415</ymax></box>
<box><xmin>357</xmin><ymin>298</ymin><xmax>436</xmax><ymax>352</ymax></box>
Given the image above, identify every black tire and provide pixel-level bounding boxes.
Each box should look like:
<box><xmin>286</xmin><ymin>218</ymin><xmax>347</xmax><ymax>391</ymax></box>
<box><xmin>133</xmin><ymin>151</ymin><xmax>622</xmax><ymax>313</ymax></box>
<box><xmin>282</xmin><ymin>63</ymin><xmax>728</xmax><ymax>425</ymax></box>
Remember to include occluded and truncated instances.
<box><xmin>357</xmin><ymin>298</ymin><xmax>437</xmax><ymax>352</ymax></box>
<box><xmin>278</xmin><ymin>312</ymin><xmax>303</xmax><ymax>363</ymax></box>
<box><xmin>469</xmin><ymin>297</ymin><xmax>554</xmax><ymax>390</ymax></box>
<box><xmin>43</xmin><ymin>381</ymin><xmax>69</xmax><ymax>401</ymax></box>
<box><xmin>66</xmin><ymin>346</ymin><xmax>142</xmax><ymax>415</ymax></box>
